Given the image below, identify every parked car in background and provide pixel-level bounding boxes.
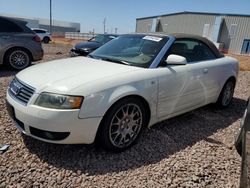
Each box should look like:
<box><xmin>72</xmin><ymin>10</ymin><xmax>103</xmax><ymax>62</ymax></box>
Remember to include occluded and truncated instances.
<box><xmin>235</xmin><ymin>97</ymin><xmax>250</xmax><ymax>188</ymax></box>
<box><xmin>70</xmin><ymin>34</ymin><xmax>119</xmax><ymax>56</ymax></box>
<box><xmin>32</xmin><ymin>28</ymin><xmax>52</xmax><ymax>44</ymax></box>
<box><xmin>0</xmin><ymin>16</ymin><xmax>43</xmax><ymax>70</ymax></box>
<box><xmin>6</xmin><ymin>33</ymin><xmax>238</xmax><ymax>151</ymax></box>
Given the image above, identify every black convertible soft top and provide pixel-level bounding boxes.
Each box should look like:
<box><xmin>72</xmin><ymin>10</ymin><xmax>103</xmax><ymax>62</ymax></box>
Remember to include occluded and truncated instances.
<box><xmin>133</xmin><ymin>32</ymin><xmax>224</xmax><ymax>58</ymax></box>
<box><xmin>171</xmin><ymin>33</ymin><xmax>224</xmax><ymax>58</ymax></box>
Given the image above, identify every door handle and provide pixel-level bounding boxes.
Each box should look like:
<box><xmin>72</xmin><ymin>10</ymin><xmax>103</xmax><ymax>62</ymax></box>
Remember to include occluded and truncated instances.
<box><xmin>203</xmin><ymin>68</ymin><xmax>208</xmax><ymax>74</ymax></box>
<box><xmin>1</xmin><ymin>36</ymin><xmax>10</xmax><ymax>39</ymax></box>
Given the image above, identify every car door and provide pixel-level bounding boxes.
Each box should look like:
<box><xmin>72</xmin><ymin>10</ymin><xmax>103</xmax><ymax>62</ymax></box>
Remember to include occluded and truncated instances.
<box><xmin>157</xmin><ymin>39</ymin><xmax>209</xmax><ymax>119</ymax></box>
<box><xmin>189</xmin><ymin>40</ymin><xmax>222</xmax><ymax>103</ymax></box>
<box><xmin>157</xmin><ymin>64</ymin><xmax>191</xmax><ymax>119</ymax></box>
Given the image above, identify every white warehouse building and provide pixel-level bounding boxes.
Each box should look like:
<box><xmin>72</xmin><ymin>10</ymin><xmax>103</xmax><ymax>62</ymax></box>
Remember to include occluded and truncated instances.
<box><xmin>136</xmin><ymin>11</ymin><xmax>250</xmax><ymax>54</ymax></box>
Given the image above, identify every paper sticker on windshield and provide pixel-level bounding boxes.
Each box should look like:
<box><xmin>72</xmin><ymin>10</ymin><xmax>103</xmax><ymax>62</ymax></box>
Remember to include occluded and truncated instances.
<box><xmin>143</xmin><ymin>36</ymin><xmax>162</xmax><ymax>42</ymax></box>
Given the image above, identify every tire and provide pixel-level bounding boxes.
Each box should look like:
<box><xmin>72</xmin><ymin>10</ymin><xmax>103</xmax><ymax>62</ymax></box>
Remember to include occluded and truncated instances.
<box><xmin>43</xmin><ymin>37</ymin><xmax>50</xmax><ymax>44</ymax></box>
<box><xmin>98</xmin><ymin>97</ymin><xmax>147</xmax><ymax>152</ymax></box>
<box><xmin>216</xmin><ymin>79</ymin><xmax>235</xmax><ymax>108</ymax></box>
<box><xmin>4</xmin><ymin>48</ymin><xmax>31</xmax><ymax>70</ymax></box>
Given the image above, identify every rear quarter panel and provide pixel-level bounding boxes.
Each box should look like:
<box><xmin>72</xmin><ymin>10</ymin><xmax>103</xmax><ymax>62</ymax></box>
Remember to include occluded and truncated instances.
<box><xmin>213</xmin><ymin>56</ymin><xmax>239</xmax><ymax>101</ymax></box>
<box><xmin>0</xmin><ymin>33</ymin><xmax>43</xmax><ymax>63</ymax></box>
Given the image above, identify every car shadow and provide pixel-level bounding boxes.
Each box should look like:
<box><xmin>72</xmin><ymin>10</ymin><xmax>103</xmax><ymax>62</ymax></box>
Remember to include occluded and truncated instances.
<box><xmin>23</xmin><ymin>97</ymin><xmax>246</xmax><ymax>176</ymax></box>
<box><xmin>0</xmin><ymin>65</ymin><xmax>18</xmax><ymax>78</ymax></box>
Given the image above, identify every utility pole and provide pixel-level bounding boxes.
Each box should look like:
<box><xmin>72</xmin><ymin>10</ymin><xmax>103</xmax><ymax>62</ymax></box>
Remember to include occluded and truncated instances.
<box><xmin>50</xmin><ymin>0</ymin><xmax>52</xmax><ymax>35</ymax></box>
<box><xmin>103</xmin><ymin>18</ymin><xmax>106</xmax><ymax>34</ymax></box>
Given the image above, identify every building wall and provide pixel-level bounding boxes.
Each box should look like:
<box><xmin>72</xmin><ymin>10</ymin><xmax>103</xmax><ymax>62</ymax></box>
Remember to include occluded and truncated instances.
<box><xmin>136</xmin><ymin>13</ymin><xmax>250</xmax><ymax>54</ymax></box>
<box><xmin>0</xmin><ymin>13</ymin><xmax>80</xmax><ymax>36</ymax></box>
<box><xmin>39</xmin><ymin>24</ymin><xmax>79</xmax><ymax>36</ymax></box>
<box><xmin>220</xmin><ymin>16</ymin><xmax>250</xmax><ymax>53</ymax></box>
<box><xmin>136</xmin><ymin>19</ymin><xmax>154</xmax><ymax>33</ymax></box>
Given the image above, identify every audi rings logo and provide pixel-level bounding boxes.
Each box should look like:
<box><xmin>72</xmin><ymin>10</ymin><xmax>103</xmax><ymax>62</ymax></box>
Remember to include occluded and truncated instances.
<box><xmin>10</xmin><ymin>81</ymin><xmax>21</xmax><ymax>96</ymax></box>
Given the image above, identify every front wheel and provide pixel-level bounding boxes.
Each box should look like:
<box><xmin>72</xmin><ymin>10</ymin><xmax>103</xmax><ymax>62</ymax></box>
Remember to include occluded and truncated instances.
<box><xmin>216</xmin><ymin>79</ymin><xmax>235</xmax><ymax>108</ymax></box>
<box><xmin>98</xmin><ymin>98</ymin><xmax>147</xmax><ymax>152</ymax></box>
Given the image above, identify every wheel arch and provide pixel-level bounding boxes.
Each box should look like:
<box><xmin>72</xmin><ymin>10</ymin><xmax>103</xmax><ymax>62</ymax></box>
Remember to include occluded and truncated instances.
<box><xmin>220</xmin><ymin>76</ymin><xmax>236</xmax><ymax>92</ymax></box>
<box><xmin>215</xmin><ymin>75</ymin><xmax>237</xmax><ymax>107</ymax></box>
<box><xmin>94</xmin><ymin>94</ymin><xmax>151</xmax><ymax>144</ymax></box>
<box><xmin>227</xmin><ymin>76</ymin><xmax>236</xmax><ymax>84</ymax></box>
<box><xmin>3</xmin><ymin>46</ymin><xmax>33</xmax><ymax>62</ymax></box>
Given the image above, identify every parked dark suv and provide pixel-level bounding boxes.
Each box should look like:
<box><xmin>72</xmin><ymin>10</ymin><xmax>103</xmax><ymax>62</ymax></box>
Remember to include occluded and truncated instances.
<box><xmin>0</xmin><ymin>16</ymin><xmax>43</xmax><ymax>70</ymax></box>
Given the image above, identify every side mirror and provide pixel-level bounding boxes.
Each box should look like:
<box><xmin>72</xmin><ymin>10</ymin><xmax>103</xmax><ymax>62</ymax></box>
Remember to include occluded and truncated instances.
<box><xmin>165</xmin><ymin>54</ymin><xmax>187</xmax><ymax>65</ymax></box>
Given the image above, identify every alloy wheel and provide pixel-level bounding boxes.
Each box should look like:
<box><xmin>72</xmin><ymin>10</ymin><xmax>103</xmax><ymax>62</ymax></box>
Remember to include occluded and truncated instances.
<box><xmin>9</xmin><ymin>50</ymin><xmax>29</xmax><ymax>70</ymax></box>
<box><xmin>222</xmin><ymin>81</ymin><xmax>234</xmax><ymax>106</ymax></box>
<box><xmin>109</xmin><ymin>103</ymin><xmax>143</xmax><ymax>148</ymax></box>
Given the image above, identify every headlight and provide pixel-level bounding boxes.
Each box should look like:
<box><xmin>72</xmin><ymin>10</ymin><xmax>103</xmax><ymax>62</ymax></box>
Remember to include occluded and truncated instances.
<box><xmin>35</xmin><ymin>93</ymin><xmax>83</xmax><ymax>109</ymax></box>
<box><xmin>81</xmin><ymin>48</ymin><xmax>92</xmax><ymax>52</ymax></box>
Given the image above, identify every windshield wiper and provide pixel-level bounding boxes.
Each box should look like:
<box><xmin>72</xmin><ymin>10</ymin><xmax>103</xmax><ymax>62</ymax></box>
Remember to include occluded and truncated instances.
<box><xmin>87</xmin><ymin>54</ymin><xmax>98</xmax><ymax>59</ymax></box>
<box><xmin>101</xmin><ymin>58</ymin><xmax>131</xmax><ymax>66</ymax></box>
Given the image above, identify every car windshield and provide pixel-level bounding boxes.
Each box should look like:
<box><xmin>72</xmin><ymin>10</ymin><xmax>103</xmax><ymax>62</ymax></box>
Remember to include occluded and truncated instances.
<box><xmin>90</xmin><ymin>35</ymin><xmax>168</xmax><ymax>68</ymax></box>
<box><xmin>89</xmin><ymin>34</ymin><xmax>114</xmax><ymax>43</ymax></box>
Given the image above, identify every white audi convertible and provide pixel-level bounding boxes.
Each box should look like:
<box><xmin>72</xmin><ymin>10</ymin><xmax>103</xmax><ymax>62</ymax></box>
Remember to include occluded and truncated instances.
<box><xmin>6</xmin><ymin>33</ymin><xmax>238</xmax><ymax>151</ymax></box>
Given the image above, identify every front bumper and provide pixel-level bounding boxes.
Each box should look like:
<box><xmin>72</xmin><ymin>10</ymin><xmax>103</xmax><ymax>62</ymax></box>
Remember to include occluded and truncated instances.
<box><xmin>6</xmin><ymin>91</ymin><xmax>102</xmax><ymax>144</ymax></box>
<box><xmin>70</xmin><ymin>48</ymin><xmax>90</xmax><ymax>57</ymax></box>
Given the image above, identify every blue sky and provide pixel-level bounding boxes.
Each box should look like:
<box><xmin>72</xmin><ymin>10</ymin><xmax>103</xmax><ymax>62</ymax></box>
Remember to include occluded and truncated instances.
<box><xmin>0</xmin><ymin>0</ymin><xmax>250</xmax><ymax>34</ymax></box>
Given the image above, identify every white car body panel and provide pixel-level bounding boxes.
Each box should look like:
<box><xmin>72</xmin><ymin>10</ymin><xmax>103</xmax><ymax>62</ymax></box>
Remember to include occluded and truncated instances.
<box><xmin>6</xmin><ymin>48</ymin><xmax>238</xmax><ymax>144</ymax></box>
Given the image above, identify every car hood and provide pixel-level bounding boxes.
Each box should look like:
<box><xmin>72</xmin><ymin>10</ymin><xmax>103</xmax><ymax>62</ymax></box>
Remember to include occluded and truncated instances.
<box><xmin>74</xmin><ymin>41</ymin><xmax>101</xmax><ymax>49</ymax></box>
<box><xmin>16</xmin><ymin>57</ymin><xmax>141</xmax><ymax>94</ymax></box>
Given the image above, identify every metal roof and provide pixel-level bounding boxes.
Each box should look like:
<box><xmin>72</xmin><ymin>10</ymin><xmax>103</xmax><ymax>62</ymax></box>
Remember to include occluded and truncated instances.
<box><xmin>136</xmin><ymin>11</ymin><xmax>250</xmax><ymax>20</ymax></box>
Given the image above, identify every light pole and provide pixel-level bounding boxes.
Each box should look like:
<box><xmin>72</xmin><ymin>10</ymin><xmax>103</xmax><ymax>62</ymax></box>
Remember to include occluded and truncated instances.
<box><xmin>50</xmin><ymin>0</ymin><xmax>52</xmax><ymax>35</ymax></box>
<box><xmin>103</xmin><ymin>18</ymin><xmax>106</xmax><ymax>34</ymax></box>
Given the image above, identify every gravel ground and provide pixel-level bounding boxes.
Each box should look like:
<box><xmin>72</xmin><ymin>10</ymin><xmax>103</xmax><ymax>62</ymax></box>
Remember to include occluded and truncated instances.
<box><xmin>0</xmin><ymin>44</ymin><xmax>249</xmax><ymax>187</ymax></box>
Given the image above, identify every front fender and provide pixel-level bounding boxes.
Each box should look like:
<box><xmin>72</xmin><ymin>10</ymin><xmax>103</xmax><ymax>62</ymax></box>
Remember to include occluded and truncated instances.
<box><xmin>78</xmin><ymin>80</ymin><xmax>158</xmax><ymax>124</ymax></box>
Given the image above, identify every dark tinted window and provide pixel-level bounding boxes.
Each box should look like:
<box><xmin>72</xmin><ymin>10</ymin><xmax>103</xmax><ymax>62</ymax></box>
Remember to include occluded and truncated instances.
<box><xmin>0</xmin><ymin>18</ymin><xmax>23</xmax><ymax>32</ymax></box>
<box><xmin>168</xmin><ymin>39</ymin><xmax>217</xmax><ymax>62</ymax></box>
<box><xmin>33</xmin><ymin>29</ymin><xmax>46</xmax><ymax>33</ymax></box>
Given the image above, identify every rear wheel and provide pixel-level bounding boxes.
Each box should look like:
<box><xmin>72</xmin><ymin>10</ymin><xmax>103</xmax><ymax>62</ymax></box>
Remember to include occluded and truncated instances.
<box><xmin>43</xmin><ymin>37</ymin><xmax>50</xmax><ymax>44</ymax></box>
<box><xmin>216</xmin><ymin>79</ymin><xmax>235</xmax><ymax>108</ymax></box>
<box><xmin>98</xmin><ymin>98</ymin><xmax>147</xmax><ymax>152</ymax></box>
<box><xmin>4</xmin><ymin>48</ymin><xmax>31</xmax><ymax>70</ymax></box>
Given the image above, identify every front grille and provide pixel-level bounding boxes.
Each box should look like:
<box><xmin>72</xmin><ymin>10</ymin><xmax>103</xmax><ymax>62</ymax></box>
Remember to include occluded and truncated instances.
<box><xmin>8</xmin><ymin>78</ymin><xmax>35</xmax><ymax>105</ymax></box>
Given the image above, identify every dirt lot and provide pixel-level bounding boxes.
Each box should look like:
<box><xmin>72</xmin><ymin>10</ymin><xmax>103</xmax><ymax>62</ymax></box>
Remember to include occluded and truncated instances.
<box><xmin>229</xmin><ymin>54</ymin><xmax>250</xmax><ymax>71</ymax></box>
<box><xmin>0</xmin><ymin>44</ymin><xmax>250</xmax><ymax>187</ymax></box>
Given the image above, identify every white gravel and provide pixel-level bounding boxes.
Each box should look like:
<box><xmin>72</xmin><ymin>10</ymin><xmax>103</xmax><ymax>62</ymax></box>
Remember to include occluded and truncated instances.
<box><xmin>0</xmin><ymin>44</ymin><xmax>249</xmax><ymax>187</ymax></box>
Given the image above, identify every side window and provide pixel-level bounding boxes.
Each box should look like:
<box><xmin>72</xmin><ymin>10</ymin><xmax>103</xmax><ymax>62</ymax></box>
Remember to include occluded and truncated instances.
<box><xmin>196</xmin><ymin>42</ymin><xmax>217</xmax><ymax>61</ymax></box>
<box><xmin>168</xmin><ymin>39</ymin><xmax>216</xmax><ymax>62</ymax></box>
<box><xmin>0</xmin><ymin>18</ymin><xmax>23</xmax><ymax>32</ymax></box>
<box><xmin>33</xmin><ymin>30</ymin><xmax>46</xmax><ymax>33</ymax></box>
<box><xmin>40</xmin><ymin>30</ymin><xmax>46</xmax><ymax>33</ymax></box>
